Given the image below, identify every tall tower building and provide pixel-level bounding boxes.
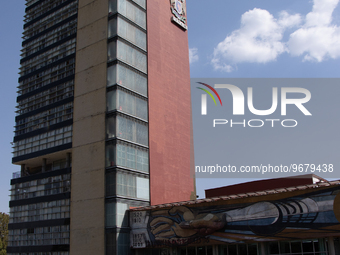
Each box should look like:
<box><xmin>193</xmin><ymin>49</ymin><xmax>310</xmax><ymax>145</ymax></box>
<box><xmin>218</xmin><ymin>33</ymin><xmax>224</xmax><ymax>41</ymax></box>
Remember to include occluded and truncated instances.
<box><xmin>8</xmin><ymin>0</ymin><xmax>195</xmax><ymax>255</ymax></box>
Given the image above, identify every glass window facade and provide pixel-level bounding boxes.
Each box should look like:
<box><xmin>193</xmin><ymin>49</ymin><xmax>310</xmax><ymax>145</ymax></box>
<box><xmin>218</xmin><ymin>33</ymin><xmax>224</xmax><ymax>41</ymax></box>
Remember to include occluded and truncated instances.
<box><xmin>116</xmin><ymin>172</ymin><xmax>149</xmax><ymax>199</ymax></box>
<box><xmin>117</xmin><ymin>0</ymin><xmax>146</xmax><ymax>29</ymax></box>
<box><xmin>8</xmin><ymin>225</ymin><xmax>70</xmax><ymax>247</ymax></box>
<box><xmin>13</xmin><ymin>125</ymin><xmax>72</xmax><ymax>157</ymax></box>
<box><xmin>107</xmin><ymin>64</ymin><xmax>147</xmax><ymax>96</ymax></box>
<box><xmin>107</xmin><ymin>88</ymin><xmax>148</xmax><ymax>120</ymax></box>
<box><xmin>106</xmin><ymin>141</ymin><xmax>149</xmax><ymax>172</ymax></box>
<box><xmin>106</xmin><ymin>114</ymin><xmax>148</xmax><ymax>145</ymax></box>
<box><xmin>105</xmin><ymin>199</ymin><xmax>148</xmax><ymax>228</ymax></box>
<box><xmin>10</xmin><ymin>174</ymin><xmax>71</xmax><ymax>202</ymax></box>
<box><xmin>15</xmin><ymin>103</ymin><xmax>73</xmax><ymax>136</ymax></box>
<box><xmin>105</xmin><ymin>1</ymin><xmax>149</xmax><ymax>253</ymax></box>
<box><xmin>9</xmin><ymin>0</ymin><xmax>77</xmax><ymax>254</ymax></box>
<box><xmin>108</xmin><ymin>40</ymin><xmax>147</xmax><ymax>73</ymax></box>
<box><xmin>9</xmin><ymin>199</ymin><xmax>70</xmax><ymax>224</ymax></box>
<box><xmin>16</xmin><ymin>80</ymin><xmax>74</xmax><ymax>116</ymax></box>
<box><xmin>109</xmin><ymin>17</ymin><xmax>147</xmax><ymax>50</ymax></box>
<box><xmin>268</xmin><ymin>240</ymin><xmax>328</xmax><ymax>255</ymax></box>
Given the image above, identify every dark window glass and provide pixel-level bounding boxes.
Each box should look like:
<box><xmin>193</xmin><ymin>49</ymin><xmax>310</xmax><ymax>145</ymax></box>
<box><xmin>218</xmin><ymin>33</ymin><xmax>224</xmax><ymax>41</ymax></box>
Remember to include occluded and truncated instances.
<box><xmin>248</xmin><ymin>244</ymin><xmax>258</xmax><ymax>255</ymax></box>
<box><xmin>303</xmin><ymin>240</ymin><xmax>314</xmax><ymax>253</ymax></box>
<box><xmin>228</xmin><ymin>245</ymin><xmax>237</xmax><ymax>255</ymax></box>
<box><xmin>269</xmin><ymin>242</ymin><xmax>279</xmax><ymax>254</ymax></box>
<box><xmin>291</xmin><ymin>241</ymin><xmax>302</xmax><ymax>253</ymax></box>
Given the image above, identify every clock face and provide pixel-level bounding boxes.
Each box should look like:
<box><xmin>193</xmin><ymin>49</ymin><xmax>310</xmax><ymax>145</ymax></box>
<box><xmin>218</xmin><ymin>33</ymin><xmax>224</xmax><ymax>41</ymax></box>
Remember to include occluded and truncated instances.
<box><xmin>175</xmin><ymin>0</ymin><xmax>182</xmax><ymax>15</ymax></box>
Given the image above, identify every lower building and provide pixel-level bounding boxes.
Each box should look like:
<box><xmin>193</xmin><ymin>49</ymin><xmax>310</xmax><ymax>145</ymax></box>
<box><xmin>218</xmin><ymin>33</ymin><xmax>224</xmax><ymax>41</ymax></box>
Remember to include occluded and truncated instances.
<box><xmin>130</xmin><ymin>175</ymin><xmax>340</xmax><ymax>255</ymax></box>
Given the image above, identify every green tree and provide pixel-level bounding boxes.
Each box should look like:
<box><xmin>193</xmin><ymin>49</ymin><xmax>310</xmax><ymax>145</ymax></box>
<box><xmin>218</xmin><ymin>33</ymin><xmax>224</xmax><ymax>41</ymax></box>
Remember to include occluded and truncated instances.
<box><xmin>0</xmin><ymin>213</ymin><xmax>9</xmax><ymax>255</ymax></box>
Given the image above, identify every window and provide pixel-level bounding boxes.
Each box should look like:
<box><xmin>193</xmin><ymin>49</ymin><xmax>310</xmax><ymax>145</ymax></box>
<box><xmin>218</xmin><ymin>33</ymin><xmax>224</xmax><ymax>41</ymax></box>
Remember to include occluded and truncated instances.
<box><xmin>118</xmin><ymin>0</ymin><xmax>146</xmax><ymax>28</ymax></box>
<box><xmin>108</xmin><ymin>17</ymin><xmax>146</xmax><ymax>50</ymax></box>
<box><xmin>116</xmin><ymin>172</ymin><xmax>149</xmax><ymax>200</ymax></box>
<box><xmin>108</xmin><ymin>40</ymin><xmax>147</xmax><ymax>73</ymax></box>
<box><xmin>107</xmin><ymin>88</ymin><xmax>148</xmax><ymax>120</ymax></box>
<box><xmin>267</xmin><ymin>240</ymin><xmax>328</xmax><ymax>255</ymax></box>
<box><xmin>107</xmin><ymin>64</ymin><xmax>147</xmax><ymax>96</ymax></box>
<box><xmin>107</xmin><ymin>115</ymin><xmax>148</xmax><ymax>146</ymax></box>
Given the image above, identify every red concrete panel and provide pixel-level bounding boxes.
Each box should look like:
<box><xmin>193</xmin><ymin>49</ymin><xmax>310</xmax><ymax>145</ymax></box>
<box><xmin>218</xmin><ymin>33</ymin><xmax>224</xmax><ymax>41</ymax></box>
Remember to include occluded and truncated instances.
<box><xmin>147</xmin><ymin>0</ymin><xmax>195</xmax><ymax>205</ymax></box>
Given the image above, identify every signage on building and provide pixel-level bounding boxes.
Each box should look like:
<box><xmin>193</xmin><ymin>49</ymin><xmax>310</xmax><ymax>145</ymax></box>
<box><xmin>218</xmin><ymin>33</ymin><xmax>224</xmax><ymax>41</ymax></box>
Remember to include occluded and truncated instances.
<box><xmin>170</xmin><ymin>0</ymin><xmax>188</xmax><ymax>30</ymax></box>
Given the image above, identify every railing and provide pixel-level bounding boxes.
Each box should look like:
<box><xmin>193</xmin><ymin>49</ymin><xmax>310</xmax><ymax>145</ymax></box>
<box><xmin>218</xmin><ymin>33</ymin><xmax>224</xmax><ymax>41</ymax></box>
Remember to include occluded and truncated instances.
<box><xmin>12</xmin><ymin>171</ymin><xmax>21</xmax><ymax>179</ymax></box>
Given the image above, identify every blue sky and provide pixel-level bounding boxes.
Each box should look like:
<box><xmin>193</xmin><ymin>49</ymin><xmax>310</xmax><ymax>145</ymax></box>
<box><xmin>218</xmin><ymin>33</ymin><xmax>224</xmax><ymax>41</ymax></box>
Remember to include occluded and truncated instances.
<box><xmin>1</xmin><ymin>0</ymin><xmax>340</xmax><ymax>212</ymax></box>
<box><xmin>187</xmin><ymin>0</ymin><xmax>340</xmax><ymax>199</ymax></box>
<box><xmin>187</xmin><ymin>0</ymin><xmax>340</xmax><ymax>78</ymax></box>
<box><xmin>0</xmin><ymin>1</ymin><xmax>26</xmax><ymax>213</ymax></box>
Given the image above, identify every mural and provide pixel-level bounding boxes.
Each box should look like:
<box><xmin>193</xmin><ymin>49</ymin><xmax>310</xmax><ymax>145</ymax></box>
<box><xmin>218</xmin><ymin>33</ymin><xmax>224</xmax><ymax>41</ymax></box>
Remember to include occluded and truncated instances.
<box><xmin>130</xmin><ymin>185</ymin><xmax>340</xmax><ymax>248</ymax></box>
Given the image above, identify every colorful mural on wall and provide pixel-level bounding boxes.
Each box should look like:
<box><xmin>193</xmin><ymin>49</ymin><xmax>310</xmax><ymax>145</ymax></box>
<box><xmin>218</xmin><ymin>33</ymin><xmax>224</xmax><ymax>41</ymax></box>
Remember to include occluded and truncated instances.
<box><xmin>130</xmin><ymin>185</ymin><xmax>340</xmax><ymax>248</ymax></box>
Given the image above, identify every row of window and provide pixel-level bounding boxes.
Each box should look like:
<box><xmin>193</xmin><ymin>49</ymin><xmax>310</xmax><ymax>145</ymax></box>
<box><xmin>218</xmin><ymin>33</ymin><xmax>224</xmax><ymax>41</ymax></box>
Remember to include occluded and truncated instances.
<box><xmin>106</xmin><ymin>171</ymin><xmax>149</xmax><ymax>200</ymax></box>
<box><xmin>267</xmin><ymin>240</ymin><xmax>328</xmax><ymax>255</ymax></box>
<box><xmin>23</xmin><ymin>1</ymin><xmax>78</xmax><ymax>40</ymax></box>
<box><xmin>140</xmin><ymin>241</ymin><xmax>330</xmax><ymax>255</ymax></box>
<box><xmin>15</xmin><ymin>103</ymin><xmax>73</xmax><ymax>136</ymax></box>
<box><xmin>11</xmin><ymin>205</ymin><xmax>70</xmax><ymax>218</ymax></box>
<box><xmin>109</xmin><ymin>0</ymin><xmax>146</xmax><ymax>10</ymax></box>
<box><xmin>10</xmin><ymin>225</ymin><xmax>70</xmax><ymax>236</ymax></box>
<box><xmin>11</xmin><ymin>175</ymin><xmax>70</xmax><ymax>192</ymax></box>
<box><xmin>10</xmin><ymin>183</ymin><xmax>70</xmax><ymax>201</ymax></box>
<box><xmin>107</xmin><ymin>64</ymin><xmax>147</xmax><ymax>96</ymax></box>
<box><xmin>108</xmin><ymin>40</ymin><xmax>147</xmax><ymax>73</ymax></box>
<box><xmin>10</xmin><ymin>199</ymin><xmax>70</xmax><ymax>213</ymax></box>
<box><xmin>16</xmin><ymin>81</ymin><xmax>74</xmax><ymax>115</ymax></box>
<box><xmin>108</xmin><ymin>17</ymin><xmax>146</xmax><ymax>50</ymax></box>
<box><xmin>106</xmin><ymin>114</ymin><xmax>148</xmax><ymax>146</ymax></box>
<box><xmin>18</xmin><ymin>50</ymin><xmax>75</xmax><ymax>95</ymax></box>
<box><xmin>8</xmin><ymin>237</ymin><xmax>69</xmax><ymax>247</ymax></box>
<box><xmin>21</xmin><ymin>39</ymin><xmax>76</xmax><ymax>76</ymax></box>
<box><xmin>10</xmin><ymin>232</ymin><xmax>70</xmax><ymax>242</ymax></box>
<box><xmin>9</xmin><ymin>226</ymin><xmax>70</xmax><ymax>245</ymax></box>
<box><xmin>22</xmin><ymin>19</ymin><xmax>77</xmax><ymax>66</ymax></box>
<box><xmin>13</xmin><ymin>137</ymin><xmax>72</xmax><ymax>157</ymax></box>
<box><xmin>15</xmin><ymin>102</ymin><xmax>73</xmax><ymax>134</ymax></box>
<box><xmin>106</xmin><ymin>141</ymin><xmax>149</xmax><ymax>171</ymax></box>
<box><xmin>10</xmin><ymin>211</ymin><xmax>71</xmax><ymax>225</ymax></box>
<box><xmin>8</xmin><ymin>253</ymin><xmax>69</xmax><ymax>255</ymax></box>
<box><xmin>9</xmin><ymin>199</ymin><xmax>70</xmax><ymax>224</ymax></box>
<box><xmin>13</xmin><ymin>126</ymin><xmax>72</xmax><ymax>157</ymax></box>
<box><xmin>10</xmin><ymin>174</ymin><xmax>71</xmax><ymax>201</ymax></box>
<box><xmin>25</xmin><ymin>0</ymin><xmax>42</xmax><ymax>9</ymax></box>
<box><xmin>109</xmin><ymin>0</ymin><xmax>146</xmax><ymax>29</ymax></box>
<box><xmin>24</xmin><ymin>0</ymin><xmax>72</xmax><ymax>23</ymax></box>
<box><xmin>107</xmin><ymin>82</ymin><xmax>147</xmax><ymax>120</ymax></box>
<box><xmin>15</xmin><ymin>125</ymin><xmax>72</xmax><ymax>145</ymax></box>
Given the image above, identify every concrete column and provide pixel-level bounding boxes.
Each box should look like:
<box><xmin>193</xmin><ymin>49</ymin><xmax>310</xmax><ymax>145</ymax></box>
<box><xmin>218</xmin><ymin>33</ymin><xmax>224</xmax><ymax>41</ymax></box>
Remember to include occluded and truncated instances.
<box><xmin>260</xmin><ymin>242</ymin><xmax>267</xmax><ymax>255</ymax></box>
<box><xmin>20</xmin><ymin>164</ymin><xmax>25</xmax><ymax>177</ymax></box>
<box><xmin>213</xmin><ymin>245</ymin><xmax>219</xmax><ymax>255</ymax></box>
<box><xmin>69</xmin><ymin>0</ymin><xmax>108</xmax><ymax>254</ymax></box>
<box><xmin>66</xmin><ymin>153</ymin><xmax>71</xmax><ymax>167</ymax></box>
<box><xmin>42</xmin><ymin>158</ymin><xmax>47</xmax><ymax>173</ymax></box>
<box><xmin>329</xmin><ymin>237</ymin><xmax>336</xmax><ymax>255</ymax></box>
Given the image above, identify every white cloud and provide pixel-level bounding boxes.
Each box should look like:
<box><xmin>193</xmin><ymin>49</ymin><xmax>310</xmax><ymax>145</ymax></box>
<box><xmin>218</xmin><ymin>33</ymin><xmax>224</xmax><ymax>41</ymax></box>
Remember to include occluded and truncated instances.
<box><xmin>211</xmin><ymin>8</ymin><xmax>301</xmax><ymax>71</ymax></box>
<box><xmin>189</xmin><ymin>48</ymin><xmax>199</xmax><ymax>64</ymax></box>
<box><xmin>278</xmin><ymin>11</ymin><xmax>302</xmax><ymax>28</ymax></box>
<box><xmin>212</xmin><ymin>0</ymin><xmax>340</xmax><ymax>71</ymax></box>
<box><xmin>287</xmin><ymin>0</ymin><xmax>340</xmax><ymax>62</ymax></box>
